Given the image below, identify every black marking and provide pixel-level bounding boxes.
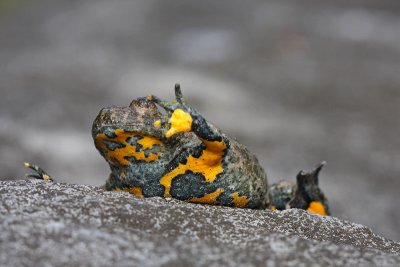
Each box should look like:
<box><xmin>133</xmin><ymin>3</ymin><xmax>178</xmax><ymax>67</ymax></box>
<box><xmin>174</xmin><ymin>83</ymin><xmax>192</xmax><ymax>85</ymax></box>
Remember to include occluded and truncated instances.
<box><xmin>103</xmin><ymin>128</ymin><xmax>118</xmax><ymax>138</ymax></box>
<box><xmin>102</xmin><ymin>140</ymin><xmax>126</xmax><ymax>151</ymax></box>
<box><xmin>170</xmin><ymin>172</ymin><xmax>219</xmax><ymax>200</ymax></box>
<box><xmin>214</xmin><ymin>190</ymin><xmax>234</xmax><ymax>207</ymax></box>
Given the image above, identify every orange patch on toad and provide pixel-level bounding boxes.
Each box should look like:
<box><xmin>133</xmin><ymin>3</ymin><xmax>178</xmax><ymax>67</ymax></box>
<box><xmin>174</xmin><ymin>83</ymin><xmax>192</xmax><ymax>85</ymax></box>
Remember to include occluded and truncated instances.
<box><xmin>307</xmin><ymin>201</ymin><xmax>326</xmax><ymax>216</ymax></box>
<box><xmin>190</xmin><ymin>189</ymin><xmax>224</xmax><ymax>204</ymax></box>
<box><xmin>114</xmin><ymin>186</ymin><xmax>144</xmax><ymax>198</ymax></box>
<box><xmin>95</xmin><ymin>129</ymin><xmax>163</xmax><ymax>166</ymax></box>
<box><xmin>232</xmin><ymin>192</ymin><xmax>249</xmax><ymax>208</ymax></box>
<box><xmin>160</xmin><ymin>139</ymin><xmax>226</xmax><ymax>197</ymax></box>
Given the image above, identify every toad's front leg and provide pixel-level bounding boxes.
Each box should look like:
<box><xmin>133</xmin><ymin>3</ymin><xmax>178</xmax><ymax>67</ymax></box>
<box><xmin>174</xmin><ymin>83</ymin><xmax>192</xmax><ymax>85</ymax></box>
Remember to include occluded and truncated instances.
<box><xmin>151</xmin><ymin>84</ymin><xmax>227</xmax><ymax>144</ymax></box>
<box><xmin>150</xmin><ymin>85</ymin><xmax>240</xmax><ymax>205</ymax></box>
<box><xmin>24</xmin><ymin>162</ymin><xmax>54</xmax><ymax>182</ymax></box>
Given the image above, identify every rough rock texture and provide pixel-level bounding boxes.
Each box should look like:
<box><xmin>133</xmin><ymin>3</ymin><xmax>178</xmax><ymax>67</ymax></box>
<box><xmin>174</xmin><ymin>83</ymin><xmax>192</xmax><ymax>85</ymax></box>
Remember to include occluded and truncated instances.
<box><xmin>1</xmin><ymin>180</ymin><xmax>399</xmax><ymax>267</ymax></box>
<box><xmin>2</xmin><ymin>0</ymin><xmax>400</xmax><ymax>242</ymax></box>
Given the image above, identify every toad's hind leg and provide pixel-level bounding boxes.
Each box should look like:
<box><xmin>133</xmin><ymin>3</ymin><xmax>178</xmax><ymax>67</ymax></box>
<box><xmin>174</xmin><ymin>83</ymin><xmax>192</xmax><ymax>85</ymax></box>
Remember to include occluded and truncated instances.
<box><xmin>23</xmin><ymin>162</ymin><xmax>54</xmax><ymax>182</ymax></box>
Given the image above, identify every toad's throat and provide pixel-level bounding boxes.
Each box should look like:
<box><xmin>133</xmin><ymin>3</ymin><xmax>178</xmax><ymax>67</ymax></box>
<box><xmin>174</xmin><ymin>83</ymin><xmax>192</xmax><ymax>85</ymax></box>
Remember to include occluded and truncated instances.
<box><xmin>95</xmin><ymin>129</ymin><xmax>164</xmax><ymax>165</ymax></box>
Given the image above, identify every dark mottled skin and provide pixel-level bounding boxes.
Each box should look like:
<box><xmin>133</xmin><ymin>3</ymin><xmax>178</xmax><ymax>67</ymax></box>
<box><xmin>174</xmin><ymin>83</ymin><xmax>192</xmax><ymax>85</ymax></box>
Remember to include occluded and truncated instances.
<box><xmin>92</xmin><ymin>86</ymin><xmax>269</xmax><ymax>208</ymax></box>
<box><xmin>26</xmin><ymin>84</ymin><xmax>330</xmax><ymax>213</ymax></box>
<box><xmin>269</xmin><ymin>181</ymin><xmax>295</xmax><ymax>210</ymax></box>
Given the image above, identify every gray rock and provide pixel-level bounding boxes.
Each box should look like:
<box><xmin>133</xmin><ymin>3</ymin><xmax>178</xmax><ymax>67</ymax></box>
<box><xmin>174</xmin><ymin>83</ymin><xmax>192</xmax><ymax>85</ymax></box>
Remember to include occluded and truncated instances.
<box><xmin>1</xmin><ymin>180</ymin><xmax>399</xmax><ymax>267</ymax></box>
<box><xmin>2</xmin><ymin>0</ymin><xmax>400</xmax><ymax>241</ymax></box>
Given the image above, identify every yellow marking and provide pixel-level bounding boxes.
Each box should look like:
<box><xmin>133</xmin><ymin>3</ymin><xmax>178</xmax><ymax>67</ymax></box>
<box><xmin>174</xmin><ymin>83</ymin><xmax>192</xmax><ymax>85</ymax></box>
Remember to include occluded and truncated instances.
<box><xmin>24</xmin><ymin>162</ymin><xmax>30</xmax><ymax>168</ymax></box>
<box><xmin>271</xmin><ymin>205</ymin><xmax>277</xmax><ymax>211</ymax></box>
<box><xmin>160</xmin><ymin>139</ymin><xmax>227</xmax><ymax>197</ymax></box>
<box><xmin>232</xmin><ymin>192</ymin><xmax>249</xmax><ymax>208</ymax></box>
<box><xmin>127</xmin><ymin>186</ymin><xmax>144</xmax><ymax>198</ymax></box>
<box><xmin>113</xmin><ymin>187</ymin><xmax>144</xmax><ymax>198</ymax></box>
<box><xmin>201</xmin><ymin>138</ymin><xmax>227</xmax><ymax>154</ymax></box>
<box><xmin>153</xmin><ymin>120</ymin><xmax>161</xmax><ymax>128</ymax></box>
<box><xmin>95</xmin><ymin>129</ymin><xmax>163</xmax><ymax>166</ymax></box>
<box><xmin>42</xmin><ymin>174</ymin><xmax>51</xmax><ymax>181</ymax></box>
<box><xmin>165</xmin><ymin>109</ymin><xmax>192</xmax><ymax>138</ymax></box>
<box><xmin>137</xmin><ymin>135</ymin><xmax>163</xmax><ymax>149</ymax></box>
<box><xmin>120</xmin><ymin>172</ymin><xmax>126</xmax><ymax>179</ymax></box>
<box><xmin>146</xmin><ymin>95</ymin><xmax>154</xmax><ymax>100</ymax></box>
<box><xmin>190</xmin><ymin>189</ymin><xmax>224</xmax><ymax>204</ymax></box>
<box><xmin>307</xmin><ymin>201</ymin><xmax>326</xmax><ymax>216</ymax></box>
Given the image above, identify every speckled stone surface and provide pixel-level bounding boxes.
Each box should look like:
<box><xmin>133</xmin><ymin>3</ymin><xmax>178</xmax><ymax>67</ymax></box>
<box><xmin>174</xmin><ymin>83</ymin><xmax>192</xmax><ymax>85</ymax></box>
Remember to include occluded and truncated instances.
<box><xmin>1</xmin><ymin>180</ymin><xmax>399</xmax><ymax>266</ymax></box>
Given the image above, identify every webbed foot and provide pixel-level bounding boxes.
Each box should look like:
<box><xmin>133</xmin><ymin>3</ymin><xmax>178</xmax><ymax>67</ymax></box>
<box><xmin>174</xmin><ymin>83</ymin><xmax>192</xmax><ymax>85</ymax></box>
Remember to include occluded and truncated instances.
<box><xmin>289</xmin><ymin>161</ymin><xmax>330</xmax><ymax>216</ymax></box>
<box><xmin>148</xmin><ymin>83</ymin><xmax>187</xmax><ymax>114</ymax></box>
<box><xmin>269</xmin><ymin>161</ymin><xmax>330</xmax><ymax>216</ymax></box>
<box><xmin>24</xmin><ymin>162</ymin><xmax>54</xmax><ymax>182</ymax></box>
<box><xmin>148</xmin><ymin>83</ymin><xmax>199</xmax><ymax>138</ymax></box>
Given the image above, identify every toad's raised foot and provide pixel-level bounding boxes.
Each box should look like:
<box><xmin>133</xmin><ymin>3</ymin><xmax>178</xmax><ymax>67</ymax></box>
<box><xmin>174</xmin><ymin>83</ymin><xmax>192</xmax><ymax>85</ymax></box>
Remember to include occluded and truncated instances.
<box><xmin>269</xmin><ymin>161</ymin><xmax>330</xmax><ymax>216</ymax></box>
<box><xmin>147</xmin><ymin>83</ymin><xmax>188</xmax><ymax>115</ymax></box>
<box><xmin>289</xmin><ymin>161</ymin><xmax>330</xmax><ymax>216</ymax></box>
<box><xmin>24</xmin><ymin>162</ymin><xmax>54</xmax><ymax>182</ymax></box>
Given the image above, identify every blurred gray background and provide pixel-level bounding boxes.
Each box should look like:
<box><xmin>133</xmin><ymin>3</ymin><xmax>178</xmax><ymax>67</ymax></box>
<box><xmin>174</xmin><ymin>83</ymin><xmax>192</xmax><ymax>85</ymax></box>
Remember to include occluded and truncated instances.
<box><xmin>1</xmin><ymin>0</ymin><xmax>399</xmax><ymax>241</ymax></box>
